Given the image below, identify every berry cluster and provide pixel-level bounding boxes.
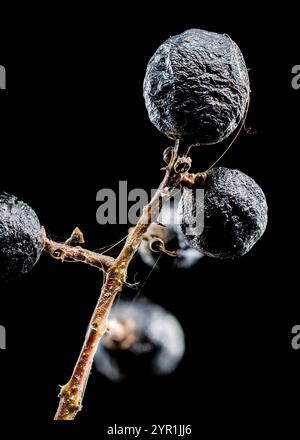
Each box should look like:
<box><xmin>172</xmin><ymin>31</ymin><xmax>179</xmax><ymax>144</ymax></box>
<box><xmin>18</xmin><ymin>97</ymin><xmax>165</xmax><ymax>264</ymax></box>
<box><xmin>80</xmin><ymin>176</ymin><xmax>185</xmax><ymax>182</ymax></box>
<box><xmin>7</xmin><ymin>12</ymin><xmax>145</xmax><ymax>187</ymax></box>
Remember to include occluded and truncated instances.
<box><xmin>144</xmin><ymin>28</ymin><xmax>267</xmax><ymax>259</ymax></box>
<box><xmin>0</xmin><ymin>28</ymin><xmax>268</xmax><ymax>417</ymax></box>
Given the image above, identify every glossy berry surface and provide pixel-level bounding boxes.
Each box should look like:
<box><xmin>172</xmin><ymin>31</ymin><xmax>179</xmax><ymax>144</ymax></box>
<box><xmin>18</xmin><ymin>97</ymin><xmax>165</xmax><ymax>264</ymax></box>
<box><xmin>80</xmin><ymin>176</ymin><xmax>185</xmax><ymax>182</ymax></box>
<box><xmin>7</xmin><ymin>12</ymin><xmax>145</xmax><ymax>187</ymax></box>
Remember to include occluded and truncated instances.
<box><xmin>0</xmin><ymin>192</ymin><xmax>43</xmax><ymax>279</ymax></box>
<box><xmin>143</xmin><ymin>28</ymin><xmax>249</xmax><ymax>145</ymax></box>
<box><xmin>178</xmin><ymin>167</ymin><xmax>268</xmax><ymax>259</ymax></box>
<box><xmin>94</xmin><ymin>300</ymin><xmax>185</xmax><ymax>382</ymax></box>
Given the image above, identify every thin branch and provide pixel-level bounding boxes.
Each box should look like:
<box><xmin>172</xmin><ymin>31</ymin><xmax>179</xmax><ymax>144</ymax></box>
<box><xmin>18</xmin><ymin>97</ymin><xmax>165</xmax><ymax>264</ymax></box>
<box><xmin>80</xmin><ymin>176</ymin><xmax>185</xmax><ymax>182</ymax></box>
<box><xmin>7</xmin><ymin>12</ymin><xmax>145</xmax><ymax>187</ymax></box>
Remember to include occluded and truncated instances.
<box><xmin>43</xmin><ymin>227</ymin><xmax>114</xmax><ymax>272</ymax></box>
<box><xmin>54</xmin><ymin>141</ymin><xmax>182</xmax><ymax>420</ymax></box>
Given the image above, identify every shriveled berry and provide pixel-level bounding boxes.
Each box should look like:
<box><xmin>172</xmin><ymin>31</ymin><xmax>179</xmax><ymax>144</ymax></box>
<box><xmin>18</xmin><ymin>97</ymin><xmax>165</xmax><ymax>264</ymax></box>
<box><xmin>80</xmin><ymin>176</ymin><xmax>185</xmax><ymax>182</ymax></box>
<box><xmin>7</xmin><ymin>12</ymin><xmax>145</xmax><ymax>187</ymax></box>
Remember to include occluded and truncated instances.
<box><xmin>144</xmin><ymin>28</ymin><xmax>249</xmax><ymax>145</ymax></box>
<box><xmin>178</xmin><ymin>167</ymin><xmax>268</xmax><ymax>258</ymax></box>
<box><xmin>94</xmin><ymin>300</ymin><xmax>185</xmax><ymax>382</ymax></box>
<box><xmin>0</xmin><ymin>192</ymin><xmax>43</xmax><ymax>279</ymax></box>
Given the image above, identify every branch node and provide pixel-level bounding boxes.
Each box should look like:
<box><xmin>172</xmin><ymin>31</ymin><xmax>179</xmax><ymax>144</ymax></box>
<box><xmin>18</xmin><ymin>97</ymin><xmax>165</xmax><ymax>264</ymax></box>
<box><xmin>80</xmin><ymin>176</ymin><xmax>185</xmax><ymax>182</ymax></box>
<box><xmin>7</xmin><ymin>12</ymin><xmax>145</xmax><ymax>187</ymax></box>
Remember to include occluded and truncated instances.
<box><xmin>65</xmin><ymin>227</ymin><xmax>85</xmax><ymax>246</ymax></box>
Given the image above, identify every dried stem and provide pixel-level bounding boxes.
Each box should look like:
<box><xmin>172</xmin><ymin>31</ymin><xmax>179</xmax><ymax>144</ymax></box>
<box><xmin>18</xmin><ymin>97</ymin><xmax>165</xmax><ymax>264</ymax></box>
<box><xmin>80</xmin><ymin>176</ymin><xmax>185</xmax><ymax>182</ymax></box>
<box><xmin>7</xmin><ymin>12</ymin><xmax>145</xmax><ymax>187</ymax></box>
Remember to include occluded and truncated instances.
<box><xmin>43</xmin><ymin>227</ymin><xmax>114</xmax><ymax>272</ymax></box>
<box><xmin>53</xmin><ymin>141</ymin><xmax>182</xmax><ymax>420</ymax></box>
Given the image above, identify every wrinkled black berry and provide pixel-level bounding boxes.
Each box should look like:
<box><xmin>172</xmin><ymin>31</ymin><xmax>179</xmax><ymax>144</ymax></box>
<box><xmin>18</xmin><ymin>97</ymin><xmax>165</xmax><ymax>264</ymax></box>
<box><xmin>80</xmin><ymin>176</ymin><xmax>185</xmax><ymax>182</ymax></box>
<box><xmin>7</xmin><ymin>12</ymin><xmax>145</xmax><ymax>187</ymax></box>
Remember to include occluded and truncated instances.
<box><xmin>144</xmin><ymin>28</ymin><xmax>249</xmax><ymax>145</ymax></box>
<box><xmin>94</xmin><ymin>300</ymin><xmax>185</xmax><ymax>382</ymax></box>
<box><xmin>0</xmin><ymin>192</ymin><xmax>43</xmax><ymax>279</ymax></box>
<box><xmin>178</xmin><ymin>168</ymin><xmax>268</xmax><ymax>258</ymax></box>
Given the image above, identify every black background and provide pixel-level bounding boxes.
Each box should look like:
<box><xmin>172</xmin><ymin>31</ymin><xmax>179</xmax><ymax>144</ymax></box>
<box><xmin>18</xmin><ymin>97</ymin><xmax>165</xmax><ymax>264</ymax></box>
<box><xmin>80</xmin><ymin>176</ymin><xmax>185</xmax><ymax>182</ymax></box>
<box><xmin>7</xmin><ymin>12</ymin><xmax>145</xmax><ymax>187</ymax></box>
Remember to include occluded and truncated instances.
<box><xmin>0</xmin><ymin>4</ymin><xmax>299</xmax><ymax>436</ymax></box>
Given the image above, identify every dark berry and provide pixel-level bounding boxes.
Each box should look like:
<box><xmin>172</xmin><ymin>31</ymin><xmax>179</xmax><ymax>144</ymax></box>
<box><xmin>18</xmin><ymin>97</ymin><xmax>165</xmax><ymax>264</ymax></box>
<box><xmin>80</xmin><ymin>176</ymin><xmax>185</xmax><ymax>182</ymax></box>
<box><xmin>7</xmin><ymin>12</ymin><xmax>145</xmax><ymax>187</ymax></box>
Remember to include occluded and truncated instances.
<box><xmin>144</xmin><ymin>28</ymin><xmax>249</xmax><ymax>145</ymax></box>
<box><xmin>0</xmin><ymin>192</ymin><xmax>43</xmax><ymax>279</ymax></box>
<box><xmin>94</xmin><ymin>300</ymin><xmax>185</xmax><ymax>382</ymax></box>
<box><xmin>178</xmin><ymin>167</ymin><xmax>268</xmax><ymax>258</ymax></box>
